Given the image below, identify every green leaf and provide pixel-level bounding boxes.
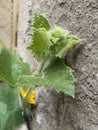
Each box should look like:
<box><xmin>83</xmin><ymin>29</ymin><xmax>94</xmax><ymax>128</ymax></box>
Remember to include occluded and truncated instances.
<box><xmin>31</xmin><ymin>13</ymin><xmax>50</xmax><ymax>30</ymax></box>
<box><xmin>0</xmin><ymin>85</ymin><xmax>24</xmax><ymax>130</ymax></box>
<box><xmin>0</xmin><ymin>108</ymin><xmax>24</xmax><ymax>130</ymax></box>
<box><xmin>45</xmin><ymin>58</ymin><xmax>75</xmax><ymax>97</ymax></box>
<box><xmin>0</xmin><ymin>41</ymin><xmax>31</xmax><ymax>87</ymax></box>
<box><xmin>57</xmin><ymin>35</ymin><xmax>80</xmax><ymax>57</ymax></box>
<box><xmin>28</xmin><ymin>28</ymin><xmax>51</xmax><ymax>62</ymax></box>
<box><xmin>49</xmin><ymin>27</ymin><xmax>80</xmax><ymax>58</ymax></box>
<box><xmin>0</xmin><ymin>102</ymin><xmax>7</xmax><ymax>116</ymax></box>
<box><xmin>17</xmin><ymin>58</ymin><xmax>75</xmax><ymax>97</ymax></box>
<box><xmin>0</xmin><ymin>85</ymin><xmax>19</xmax><ymax>111</ymax></box>
<box><xmin>29</xmin><ymin>16</ymin><xmax>81</xmax><ymax>62</ymax></box>
<box><xmin>17</xmin><ymin>75</ymin><xmax>48</xmax><ymax>88</ymax></box>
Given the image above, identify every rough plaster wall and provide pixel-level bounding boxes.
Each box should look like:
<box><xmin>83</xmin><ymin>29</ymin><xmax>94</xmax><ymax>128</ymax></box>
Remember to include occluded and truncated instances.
<box><xmin>17</xmin><ymin>0</ymin><xmax>98</xmax><ymax>130</ymax></box>
<box><xmin>0</xmin><ymin>0</ymin><xmax>12</xmax><ymax>47</ymax></box>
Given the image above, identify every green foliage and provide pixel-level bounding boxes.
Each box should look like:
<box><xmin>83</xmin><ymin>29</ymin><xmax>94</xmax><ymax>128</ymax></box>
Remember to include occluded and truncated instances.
<box><xmin>28</xmin><ymin>14</ymin><xmax>80</xmax><ymax>62</ymax></box>
<box><xmin>0</xmin><ymin>13</ymin><xmax>81</xmax><ymax>130</ymax></box>
<box><xmin>49</xmin><ymin>27</ymin><xmax>80</xmax><ymax>57</ymax></box>
<box><xmin>0</xmin><ymin>85</ymin><xmax>24</xmax><ymax>130</ymax></box>
<box><xmin>28</xmin><ymin>28</ymin><xmax>51</xmax><ymax>62</ymax></box>
<box><xmin>0</xmin><ymin>102</ymin><xmax>7</xmax><ymax>116</ymax></box>
<box><xmin>17</xmin><ymin>58</ymin><xmax>75</xmax><ymax>97</ymax></box>
<box><xmin>0</xmin><ymin>41</ymin><xmax>30</xmax><ymax>87</ymax></box>
<box><xmin>27</xmin><ymin>13</ymin><xmax>80</xmax><ymax>97</ymax></box>
<box><xmin>0</xmin><ymin>41</ymin><xmax>30</xmax><ymax>129</ymax></box>
<box><xmin>31</xmin><ymin>13</ymin><xmax>50</xmax><ymax>30</ymax></box>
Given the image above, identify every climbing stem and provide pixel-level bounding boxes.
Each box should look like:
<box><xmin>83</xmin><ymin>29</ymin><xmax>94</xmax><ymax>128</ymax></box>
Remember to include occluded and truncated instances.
<box><xmin>38</xmin><ymin>54</ymin><xmax>50</xmax><ymax>75</ymax></box>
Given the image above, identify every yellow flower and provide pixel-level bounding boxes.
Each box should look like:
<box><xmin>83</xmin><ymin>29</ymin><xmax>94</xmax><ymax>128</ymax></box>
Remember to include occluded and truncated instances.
<box><xmin>20</xmin><ymin>88</ymin><xmax>36</xmax><ymax>105</ymax></box>
<box><xmin>27</xmin><ymin>90</ymin><xmax>36</xmax><ymax>104</ymax></box>
<box><xmin>20</xmin><ymin>88</ymin><xmax>27</xmax><ymax>96</ymax></box>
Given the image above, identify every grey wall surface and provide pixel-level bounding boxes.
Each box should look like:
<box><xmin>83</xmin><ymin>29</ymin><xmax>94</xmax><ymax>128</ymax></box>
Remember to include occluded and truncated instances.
<box><xmin>17</xmin><ymin>0</ymin><xmax>98</xmax><ymax>130</ymax></box>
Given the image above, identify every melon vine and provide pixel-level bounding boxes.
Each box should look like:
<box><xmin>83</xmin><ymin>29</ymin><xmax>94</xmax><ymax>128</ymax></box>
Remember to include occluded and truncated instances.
<box><xmin>0</xmin><ymin>13</ymin><xmax>80</xmax><ymax>130</ymax></box>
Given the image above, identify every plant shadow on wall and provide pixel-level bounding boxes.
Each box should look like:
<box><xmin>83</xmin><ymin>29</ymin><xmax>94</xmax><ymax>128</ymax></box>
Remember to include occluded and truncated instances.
<box><xmin>0</xmin><ymin>13</ymin><xmax>81</xmax><ymax>130</ymax></box>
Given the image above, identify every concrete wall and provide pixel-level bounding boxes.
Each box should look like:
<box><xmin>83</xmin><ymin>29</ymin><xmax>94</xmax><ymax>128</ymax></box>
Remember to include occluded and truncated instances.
<box><xmin>0</xmin><ymin>0</ymin><xmax>97</xmax><ymax>130</ymax></box>
<box><xmin>0</xmin><ymin>0</ymin><xmax>12</xmax><ymax>47</ymax></box>
<box><xmin>17</xmin><ymin>0</ymin><xmax>98</xmax><ymax>130</ymax></box>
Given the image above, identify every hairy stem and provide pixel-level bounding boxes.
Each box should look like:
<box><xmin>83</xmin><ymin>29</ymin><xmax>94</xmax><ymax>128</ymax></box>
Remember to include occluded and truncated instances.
<box><xmin>38</xmin><ymin>54</ymin><xmax>50</xmax><ymax>75</ymax></box>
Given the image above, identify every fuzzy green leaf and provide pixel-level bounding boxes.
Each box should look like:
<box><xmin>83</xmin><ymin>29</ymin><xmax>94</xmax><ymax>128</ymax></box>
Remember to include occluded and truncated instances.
<box><xmin>49</xmin><ymin>27</ymin><xmax>80</xmax><ymax>58</ymax></box>
<box><xmin>28</xmin><ymin>28</ymin><xmax>51</xmax><ymax>62</ymax></box>
<box><xmin>0</xmin><ymin>85</ymin><xmax>24</xmax><ymax>130</ymax></box>
<box><xmin>0</xmin><ymin>41</ymin><xmax>31</xmax><ymax>87</ymax></box>
<box><xmin>45</xmin><ymin>58</ymin><xmax>75</xmax><ymax>97</ymax></box>
<box><xmin>17</xmin><ymin>58</ymin><xmax>75</xmax><ymax>97</ymax></box>
<box><xmin>29</xmin><ymin>24</ymin><xmax>80</xmax><ymax>61</ymax></box>
<box><xmin>31</xmin><ymin>13</ymin><xmax>50</xmax><ymax>30</ymax></box>
<box><xmin>17</xmin><ymin>75</ymin><xmax>48</xmax><ymax>88</ymax></box>
<box><xmin>56</xmin><ymin>35</ymin><xmax>80</xmax><ymax>57</ymax></box>
<box><xmin>0</xmin><ymin>102</ymin><xmax>7</xmax><ymax>116</ymax></box>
